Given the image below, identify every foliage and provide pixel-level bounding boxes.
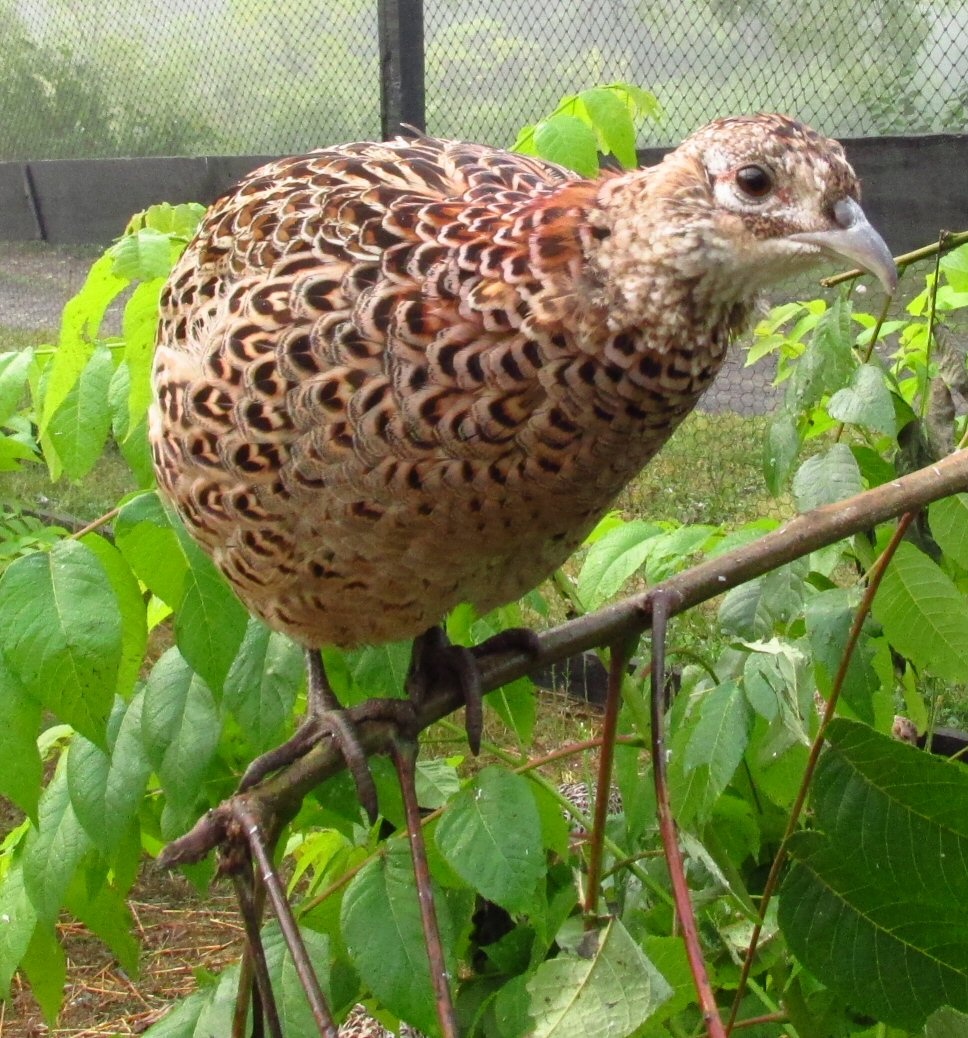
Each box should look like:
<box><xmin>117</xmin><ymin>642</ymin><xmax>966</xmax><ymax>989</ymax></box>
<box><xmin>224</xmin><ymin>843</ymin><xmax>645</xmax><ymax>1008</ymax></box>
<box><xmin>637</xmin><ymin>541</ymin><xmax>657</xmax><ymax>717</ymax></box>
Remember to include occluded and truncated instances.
<box><xmin>2</xmin><ymin>104</ymin><xmax>968</xmax><ymax>1038</ymax></box>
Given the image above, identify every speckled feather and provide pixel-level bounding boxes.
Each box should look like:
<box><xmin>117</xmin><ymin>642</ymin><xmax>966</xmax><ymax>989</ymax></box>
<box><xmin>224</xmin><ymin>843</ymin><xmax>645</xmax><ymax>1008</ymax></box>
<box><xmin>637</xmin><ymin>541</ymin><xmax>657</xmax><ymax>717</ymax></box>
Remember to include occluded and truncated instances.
<box><xmin>151</xmin><ymin>115</ymin><xmax>862</xmax><ymax>648</ymax></box>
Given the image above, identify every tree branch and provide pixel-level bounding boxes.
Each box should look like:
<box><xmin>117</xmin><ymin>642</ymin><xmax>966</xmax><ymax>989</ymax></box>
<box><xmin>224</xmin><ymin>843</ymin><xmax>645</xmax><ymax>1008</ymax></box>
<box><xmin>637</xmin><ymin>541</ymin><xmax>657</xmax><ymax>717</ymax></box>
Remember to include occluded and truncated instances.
<box><xmin>158</xmin><ymin>449</ymin><xmax>968</xmax><ymax>869</ymax></box>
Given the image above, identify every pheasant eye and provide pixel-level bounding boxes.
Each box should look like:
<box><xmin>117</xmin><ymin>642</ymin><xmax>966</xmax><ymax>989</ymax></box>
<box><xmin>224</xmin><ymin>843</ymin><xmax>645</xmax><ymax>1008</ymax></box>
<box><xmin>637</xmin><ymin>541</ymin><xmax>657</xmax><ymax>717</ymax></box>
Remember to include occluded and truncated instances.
<box><xmin>735</xmin><ymin>165</ymin><xmax>773</xmax><ymax>199</ymax></box>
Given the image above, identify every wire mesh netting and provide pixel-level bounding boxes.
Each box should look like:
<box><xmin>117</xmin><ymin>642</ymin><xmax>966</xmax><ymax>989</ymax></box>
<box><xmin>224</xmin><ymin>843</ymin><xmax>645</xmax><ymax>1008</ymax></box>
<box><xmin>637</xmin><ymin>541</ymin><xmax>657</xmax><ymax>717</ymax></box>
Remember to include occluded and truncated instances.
<box><xmin>2</xmin><ymin>0</ymin><xmax>959</xmax><ymax>522</ymax></box>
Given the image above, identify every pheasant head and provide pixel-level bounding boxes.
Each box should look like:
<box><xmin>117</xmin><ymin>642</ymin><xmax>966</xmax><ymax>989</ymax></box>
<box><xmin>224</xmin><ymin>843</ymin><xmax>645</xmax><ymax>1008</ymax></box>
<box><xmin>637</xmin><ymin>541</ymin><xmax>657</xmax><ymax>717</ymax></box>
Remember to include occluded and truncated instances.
<box><xmin>584</xmin><ymin>113</ymin><xmax>895</xmax><ymax>334</ymax></box>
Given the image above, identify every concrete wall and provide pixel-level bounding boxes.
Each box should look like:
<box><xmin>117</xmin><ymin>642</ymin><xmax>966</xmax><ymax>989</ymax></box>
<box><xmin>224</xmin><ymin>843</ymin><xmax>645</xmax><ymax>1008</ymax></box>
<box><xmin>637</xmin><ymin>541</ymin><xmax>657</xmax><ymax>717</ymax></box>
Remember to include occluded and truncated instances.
<box><xmin>0</xmin><ymin>135</ymin><xmax>964</xmax><ymax>254</ymax></box>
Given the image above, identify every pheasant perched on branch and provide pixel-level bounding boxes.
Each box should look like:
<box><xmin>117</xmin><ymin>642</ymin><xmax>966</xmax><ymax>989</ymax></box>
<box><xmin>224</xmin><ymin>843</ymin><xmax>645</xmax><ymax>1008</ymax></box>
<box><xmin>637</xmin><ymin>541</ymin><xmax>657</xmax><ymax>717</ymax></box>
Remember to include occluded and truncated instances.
<box><xmin>150</xmin><ymin>114</ymin><xmax>895</xmax><ymax>801</ymax></box>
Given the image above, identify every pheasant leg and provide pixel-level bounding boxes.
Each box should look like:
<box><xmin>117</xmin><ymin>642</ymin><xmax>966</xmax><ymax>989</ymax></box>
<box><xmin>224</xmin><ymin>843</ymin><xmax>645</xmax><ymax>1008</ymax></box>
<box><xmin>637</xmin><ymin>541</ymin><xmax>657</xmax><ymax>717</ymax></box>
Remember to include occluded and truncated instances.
<box><xmin>406</xmin><ymin>626</ymin><xmax>541</xmax><ymax>754</ymax></box>
<box><xmin>238</xmin><ymin>649</ymin><xmax>380</xmax><ymax>822</ymax></box>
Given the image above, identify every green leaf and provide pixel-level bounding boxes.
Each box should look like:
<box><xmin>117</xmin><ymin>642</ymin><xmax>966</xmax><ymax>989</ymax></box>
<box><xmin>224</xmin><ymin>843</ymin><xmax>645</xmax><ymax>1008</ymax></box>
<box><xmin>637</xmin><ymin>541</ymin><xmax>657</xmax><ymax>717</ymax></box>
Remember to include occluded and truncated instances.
<box><xmin>671</xmin><ymin>680</ymin><xmax>751</xmax><ymax>824</ymax></box>
<box><xmin>415</xmin><ymin>757</ymin><xmax>461</xmax><ymax>810</ymax></box>
<box><xmin>223</xmin><ymin>619</ymin><xmax>304</xmax><ymax>753</ymax></box>
<box><xmin>0</xmin><ymin>656</ymin><xmax>42</xmax><ymax>818</ymax></box>
<box><xmin>926</xmin><ymin>1006</ymin><xmax>968</xmax><ymax>1037</ymax></box>
<box><xmin>0</xmin><ymin>539</ymin><xmax>120</xmax><ymax>743</ymax></box>
<box><xmin>785</xmin><ymin>293</ymin><xmax>855</xmax><ymax>412</ymax></box>
<box><xmin>487</xmin><ymin>676</ymin><xmax>536</xmax><ymax>746</ymax></box>
<box><xmin>0</xmin><ymin>864</ymin><xmax>37</xmax><ymax>998</ymax></box>
<box><xmin>109</xmin><ymin>227</ymin><xmax>177</xmax><ymax>280</ymax></box>
<box><xmin>39</xmin><ymin>252</ymin><xmax>128</xmax><ymax>437</ymax></box>
<box><xmin>122</xmin><ymin>277</ymin><xmax>165</xmax><ymax>433</ymax></box>
<box><xmin>940</xmin><ymin>242</ymin><xmax>968</xmax><ymax>292</ymax></box>
<box><xmin>533</xmin><ymin>115</ymin><xmax>599</xmax><ymax>176</ymax></box>
<box><xmin>64</xmin><ymin>870</ymin><xmax>139</xmax><ymax>976</ymax></box>
<box><xmin>81</xmin><ymin>532</ymin><xmax>147</xmax><ymax>699</ymax></box>
<box><xmin>526</xmin><ymin>918</ymin><xmax>671</xmax><ymax>1038</ymax></box>
<box><xmin>345</xmin><ymin>638</ymin><xmax>412</xmax><ymax>703</ymax></box>
<box><xmin>780</xmin><ymin>720</ymin><xmax>968</xmax><ymax>1029</ymax></box>
<box><xmin>262</xmin><ymin>923</ymin><xmax>334</xmax><ymax>1033</ymax></box>
<box><xmin>174</xmin><ymin>537</ymin><xmax>248</xmax><ymax>696</ymax></box>
<box><xmin>45</xmin><ymin>343</ymin><xmax>115</xmax><ymax>479</ymax></box>
<box><xmin>342</xmin><ymin>841</ymin><xmax>456</xmax><ymax>1035</ymax></box>
<box><xmin>578</xmin><ymin>88</ymin><xmax>636</xmax><ymax>167</ymax></box>
<box><xmin>804</xmin><ymin>588</ymin><xmax>879</xmax><ymax>723</ymax></box>
<box><xmin>115</xmin><ymin>491</ymin><xmax>191</xmax><ymax>608</ymax></box>
<box><xmin>435</xmin><ymin>767</ymin><xmax>543</xmax><ymax>913</ymax></box>
<box><xmin>23</xmin><ymin>761</ymin><xmax>93</xmax><ymax>924</ymax></box>
<box><xmin>764</xmin><ymin>411</ymin><xmax>801</xmax><ymax>494</ymax></box>
<box><xmin>21</xmin><ymin>923</ymin><xmax>66</xmax><ymax>1024</ymax></box>
<box><xmin>929</xmin><ymin>493</ymin><xmax>968</xmax><ymax>569</ymax></box>
<box><xmin>719</xmin><ymin>559</ymin><xmax>809</xmax><ymax>639</ymax></box>
<box><xmin>0</xmin><ymin>348</ymin><xmax>33</xmax><ymax>425</ymax></box>
<box><xmin>577</xmin><ymin>520</ymin><xmax>662</xmax><ymax>609</ymax></box>
<box><xmin>872</xmin><ymin>541</ymin><xmax>968</xmax><ymax>682</ymax></box>
<box><xmin>792</xmin><ymin>443</ymin><xmax>863</xmax><ymax>511</ymax></box>
<box><xmin>67</xmin><ymin>692</ymin><xmax>151</xmax><ymax>855</ymax></box>
<box><xmin>142</xmin><ymin>648</ymin><xmax>222</xmax><ymax>835</ymax></box>
<box><xmin>827</xmin><ymin>363</ymin><xmax>897</xmax><ymax>436</ymax></box>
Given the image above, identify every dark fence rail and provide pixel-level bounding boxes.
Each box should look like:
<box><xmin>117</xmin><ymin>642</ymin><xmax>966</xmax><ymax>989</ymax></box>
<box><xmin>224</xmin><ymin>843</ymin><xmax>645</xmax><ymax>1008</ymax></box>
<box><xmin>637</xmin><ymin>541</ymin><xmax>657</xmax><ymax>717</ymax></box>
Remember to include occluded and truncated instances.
<box><xmin>1</xmin><ymin>135</ymin><xmax>964</xmax><ymax>256</ymax></box>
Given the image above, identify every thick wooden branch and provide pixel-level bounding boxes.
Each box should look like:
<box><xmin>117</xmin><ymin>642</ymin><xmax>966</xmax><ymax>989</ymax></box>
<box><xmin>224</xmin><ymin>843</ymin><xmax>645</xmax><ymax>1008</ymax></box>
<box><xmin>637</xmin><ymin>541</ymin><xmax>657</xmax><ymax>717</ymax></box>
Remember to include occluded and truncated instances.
<box><xmin>159</xmin><ymin>449</ymin><xmax>968</xmax><ymax>868</ymax></box>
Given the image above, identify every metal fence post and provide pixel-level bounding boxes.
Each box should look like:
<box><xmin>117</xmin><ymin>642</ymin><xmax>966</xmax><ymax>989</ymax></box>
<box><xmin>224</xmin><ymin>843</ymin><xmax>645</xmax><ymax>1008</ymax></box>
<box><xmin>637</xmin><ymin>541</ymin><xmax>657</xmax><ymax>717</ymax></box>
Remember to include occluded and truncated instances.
<box><xmin>378</xmin><ymin>0</ymin><xmax>426</xmax><ymax>139</ymax></box>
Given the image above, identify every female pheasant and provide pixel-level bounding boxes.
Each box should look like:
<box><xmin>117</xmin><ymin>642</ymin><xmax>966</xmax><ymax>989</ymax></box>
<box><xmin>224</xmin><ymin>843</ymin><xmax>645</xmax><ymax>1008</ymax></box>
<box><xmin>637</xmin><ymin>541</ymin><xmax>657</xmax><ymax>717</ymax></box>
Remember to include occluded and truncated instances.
<box><xmin>150</xmin><ymin>114</ymin><xmax>895</xmax><ymax>794</ymax></box>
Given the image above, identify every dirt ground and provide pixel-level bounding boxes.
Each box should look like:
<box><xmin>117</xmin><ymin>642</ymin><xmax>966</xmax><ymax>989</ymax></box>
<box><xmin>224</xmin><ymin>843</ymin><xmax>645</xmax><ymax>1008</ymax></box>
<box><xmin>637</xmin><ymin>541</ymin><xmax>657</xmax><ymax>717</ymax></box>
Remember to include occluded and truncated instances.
<box><xmin>2</xmin><ymin>872</ymin><xmax>243</xmax><ymax>1037</ymax></box>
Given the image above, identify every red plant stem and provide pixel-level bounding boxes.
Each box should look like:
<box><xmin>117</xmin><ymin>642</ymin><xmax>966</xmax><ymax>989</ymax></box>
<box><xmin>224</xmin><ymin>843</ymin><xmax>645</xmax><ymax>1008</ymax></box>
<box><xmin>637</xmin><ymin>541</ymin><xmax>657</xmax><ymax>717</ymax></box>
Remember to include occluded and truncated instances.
<box><xmin>584</xmin><ymin>639</ymin><xmax>634</xmax><ymax>917</ymax></box>
<box><xmin>391</xmin><ymin>737</ymin><xmax>459</xmax><ymax>1038</ymax></box>
<box><xmin>725</xmin><ymin>511</ymin><xmax>917</xmax><ymax>1033</ymax></box>
<box><xmin>650</xmin><ymin>590</ymin><xmax>728</xmax><ymax>1038</ymax></box>
<box><xmin>237</xmin><ymin>804</ymin><xmax>339</xmax><ymax>1038</ymax></box>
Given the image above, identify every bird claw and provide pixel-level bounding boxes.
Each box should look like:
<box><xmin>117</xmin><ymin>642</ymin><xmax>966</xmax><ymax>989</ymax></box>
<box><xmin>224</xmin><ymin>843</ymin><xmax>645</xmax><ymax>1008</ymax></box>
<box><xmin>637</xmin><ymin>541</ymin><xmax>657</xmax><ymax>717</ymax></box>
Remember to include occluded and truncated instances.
<box><xmin>237</xmin><ymin>709</ymin><xmax>382</xmax><ymax>823</ymax></box>
<box><xmin>406</xmin><ymin>626</ymin><xmax>541</xmax><ymax>755</ymax></box>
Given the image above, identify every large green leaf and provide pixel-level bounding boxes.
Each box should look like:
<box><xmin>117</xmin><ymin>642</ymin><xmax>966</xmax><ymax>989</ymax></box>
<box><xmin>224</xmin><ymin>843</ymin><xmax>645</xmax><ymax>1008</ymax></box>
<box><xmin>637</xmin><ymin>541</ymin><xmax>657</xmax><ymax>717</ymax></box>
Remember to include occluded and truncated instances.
<box><xmin>0</xmin><ymin>655</ymin><xmax>42</xmax><ymax>818</ymax></box>
<box><xmin>342</xmin><ymin>841</ymin><xmax>456</xmax><ymax>1035</ymax></box>
<box><xmin>81</xmin><ymin>532</ymin><xmax>147</xmax><ymax>699</ymax></box>
<box><xmin>435</xmin><ymin>766</ymin><xmax>543</xmax><ymax>913</ymax></box>
<box><xmin>0</xmin><ymin>864</ymin><xmax>38</xmax><ymax>999</ymax></box>
<box><xmin>0</xmin><ymin>539</ymin><xmax>121</xmax><ymax>743</ymax></box>
<box><xmin>872</xmin><ymin>541</ymin><xmax>968</xmax><ymax>683</ymax></box>
<box><xmin>780</xmin><ymin>720</ymin><xmax>968</xmax><ymax>1029</ymax></box>
<box><xmin>114</xmin><ymin>491</ymin><xmax>191</xmax><ymax>608</ymax></box>
<box><xmin>0</xmin><ymin>348</ymin><xmax>33</xmax><ymax>425</ymax></box>
<box><xmin>578</xmin><ymin>87</ymin><xmax>636</xmax><ymax>167</ymax></box>
<box><xmin>39</xmin><ymin>252</ymin><xmax>128</xmax><ymax>437</ymax></box>
<box><xmin>121</xmin><ymin>276</ymin><xmax>165</xmax><ymax>432</ymax></box>
<box><xmin>670</xmin><ymin>680</ymin><xmax>751</xmax><ymax>824</ymax></box>
<box><xmin>174</xmin><ymin>535</ymin><xmax>248</xmax><ymax>696</ymax></box>
<box><xmin>223</xmin><ymin>619</ymin><xmax>304</xmax><ymax>753</ymax></box>
<box><xmin>718</xmin><ymin>558</ymin><xmax>809</xmax><ymax>639</ymax></box>
<box><xmin>792</xmin><ymin>443</ymin><xmax>863</xmax><ymax>512</ymax></box>
<box><xmin>763</xmin><ymin>411</ymin><xmax>800</xmax><ymax>494</ymax></box>
<box><xmin>804</xmin><ymin>588</ymin><xmax>879</xmax><ymax>723</ymax></box>
<box><xmin>45</xmin><ymin>343</ymin><xmax>115</xmax><ymax>479</ymax></box>
<box><xmin>526</xmin><ymin>919</ymin><xmax>671</xmax><ymax>1038</ymax></box>
<box><xmin>827</xmin><ymin>362</ymin><xmax>896</xmax><ymax>436</ymax></box>
<box><xmin>577</xmin><ymin>520</ymin><xmax>662</xmax><ymax>610</ymax></box>
<box><xmin>23</xmin><ymin>762</ymin><xmax>93</xmax><ymax>924</ymax></box>
<box><xmin>533</xmin><ymin>115</ymin><xmax>599</xmax><ymax>176</ymax></box>
<box><xmin>929</xmin><ymin>493</ymin><xmax>968</xmax><ymax>569</ymax></box>
<box><xmin>142</xmin><ymin>648</ymin><xmax>222</xmax><ymax>836</ymax></box>
<box><xmin>67</xmin><ymin>692</ymin><xmax>152</xmax><ymax>855</ymax></box>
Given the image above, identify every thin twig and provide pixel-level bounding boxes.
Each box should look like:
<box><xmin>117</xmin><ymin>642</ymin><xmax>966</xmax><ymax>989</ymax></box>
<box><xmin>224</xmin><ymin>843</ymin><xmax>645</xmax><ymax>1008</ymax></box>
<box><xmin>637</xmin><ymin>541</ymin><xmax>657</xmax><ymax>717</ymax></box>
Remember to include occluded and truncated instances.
<box><xmin>821</xmin><ymin>228</ymin><xmax>967</xmax><ymax>286</ymax></box>
<box><xmin>391</xmin><ymin>737</ymin><xmax>459</xmax><ymax>1038</ymax></box>
<box><xmin>232</xmin><ymin>869</ymin><xmax>282</xmax><ymax>1038</ymax></box>
<box><xmin>584</xmin><ymin>636</ymin><xmax>636</xmax><ymax>917</ymax></box>
<box><xmin>725</xmin><ymin>510</ymin><xmax>917</xmax><ymax>1033</ymax></box>
<box><xmin>236</xmin><ymin>803</ymin><xmax>339</xmax><ymax>1038</ymax></box>
<box><xmin>650</xmin><ymin>590</ymin><xmax>727</xmax><ymax>1038</ymax></box>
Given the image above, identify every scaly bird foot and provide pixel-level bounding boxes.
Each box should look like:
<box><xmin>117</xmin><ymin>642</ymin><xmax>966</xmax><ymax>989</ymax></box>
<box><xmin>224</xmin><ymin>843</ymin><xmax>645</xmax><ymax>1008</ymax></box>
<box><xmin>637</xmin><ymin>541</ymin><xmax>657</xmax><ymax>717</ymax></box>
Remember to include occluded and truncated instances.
<box><xmin>238</xmin><ymin>650</ymin><xmax>382</xmax><ymax>823</ymax></box>
<box><xmin>406</xmin><ymin>626</ymin><xmax>541</xmax><ymax>754</ymax></box>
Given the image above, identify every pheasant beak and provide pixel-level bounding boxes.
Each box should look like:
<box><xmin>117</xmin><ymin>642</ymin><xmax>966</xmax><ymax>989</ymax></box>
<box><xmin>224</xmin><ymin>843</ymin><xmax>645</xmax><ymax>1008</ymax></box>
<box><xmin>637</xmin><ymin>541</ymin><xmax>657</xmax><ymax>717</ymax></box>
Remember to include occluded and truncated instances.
<box><xmin>789</xmin><ymin>198</ymin><xmax>897</xmax><ymax>294</ymax></box>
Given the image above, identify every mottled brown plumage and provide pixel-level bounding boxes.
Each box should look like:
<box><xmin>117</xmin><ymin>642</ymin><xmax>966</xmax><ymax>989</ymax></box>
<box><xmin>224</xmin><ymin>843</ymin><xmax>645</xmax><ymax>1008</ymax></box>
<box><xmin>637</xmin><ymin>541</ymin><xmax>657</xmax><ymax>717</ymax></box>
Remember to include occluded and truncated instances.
<box><xmin>150</xmin><ymin>114</ymin><xmax>894</xmax><ymax>652</ymax></box>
